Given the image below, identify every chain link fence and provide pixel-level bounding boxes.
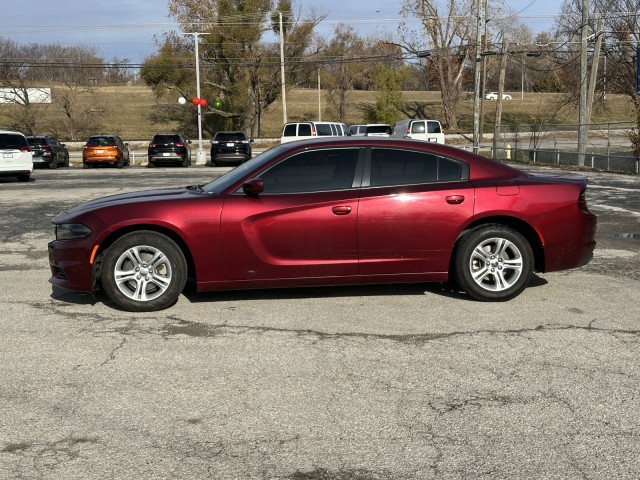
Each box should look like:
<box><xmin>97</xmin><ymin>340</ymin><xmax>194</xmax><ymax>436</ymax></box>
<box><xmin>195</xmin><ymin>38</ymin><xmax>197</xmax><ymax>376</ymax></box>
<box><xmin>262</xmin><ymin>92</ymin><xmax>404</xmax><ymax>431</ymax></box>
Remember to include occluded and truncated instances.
<box><xmin>491</xmin><ymin>122</ymin><xmax>639</xmax><ymax>174</ymax></box>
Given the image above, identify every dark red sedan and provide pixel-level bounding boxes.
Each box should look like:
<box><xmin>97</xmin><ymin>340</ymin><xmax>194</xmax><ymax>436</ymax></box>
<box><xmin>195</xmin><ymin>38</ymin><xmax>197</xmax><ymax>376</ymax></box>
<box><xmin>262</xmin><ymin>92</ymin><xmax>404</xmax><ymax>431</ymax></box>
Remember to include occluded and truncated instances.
<box><xmin>48</xmin><ymin>138</ymin><xmax>597</xmax><ymax>312</ymax></box>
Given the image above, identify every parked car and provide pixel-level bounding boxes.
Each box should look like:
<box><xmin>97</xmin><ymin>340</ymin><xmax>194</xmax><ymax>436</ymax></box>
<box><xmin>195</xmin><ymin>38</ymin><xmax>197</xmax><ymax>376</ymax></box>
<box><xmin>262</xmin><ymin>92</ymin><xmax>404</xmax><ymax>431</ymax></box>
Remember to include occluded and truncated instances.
<box><xmin>0</xmin><ymin>130</ymin><xmax>32</xmax><ymax>182</ymax></box>
<box><xmin>210</xmin><ymin>131</ymin><xmax>252</xmax><ymax>166</ymax></box>
<box><xmin>485</xmin><ymin>92</ymin><xmax>512</xmax><ymax>100</ymax></box>
<box><xmin>392</xmin><ymin>119</ymin><xmax>445</xmax><ymax>144</ymax></box>
<box><xmin>363</xmin><ymin>124</ymin><xmax>393</xmax><ymax>137</ymax></box>
<box><xmin>82</xmin><ymin>135</ymin><xmax>130</xmax><ymax>168</ymax></box>
<box><xmin>349</xmin><ymin>125</ymin><xmax>366</xmax><ymax>136</ymax></box>
<box><xmin>26</xmin><ymin>135</ymin><xmax>69</xmax><ymax>169</ymax></box>
<box><xmin>148</xmin><ymin>133</ymin><xmax>191</xmax><ymax>167</ymax></box>
<box><xmin>280</xmin><ymin>121</ymin><xmax>348</xmax><ymax>143</ymax></box>
<box><xmin>49</xmin><ymin>137</ymin><xmax>597</xmax><ymax>312</ymax></box>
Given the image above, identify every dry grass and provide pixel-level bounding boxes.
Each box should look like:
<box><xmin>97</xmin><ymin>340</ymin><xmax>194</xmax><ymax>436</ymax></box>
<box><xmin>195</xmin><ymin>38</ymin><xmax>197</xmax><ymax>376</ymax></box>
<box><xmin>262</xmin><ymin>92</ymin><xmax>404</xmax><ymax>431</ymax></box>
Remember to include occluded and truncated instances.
<box><xmin>0</xmin><ymin>84</ymin><xmax>635</xmax><ymax>141</ymax></box>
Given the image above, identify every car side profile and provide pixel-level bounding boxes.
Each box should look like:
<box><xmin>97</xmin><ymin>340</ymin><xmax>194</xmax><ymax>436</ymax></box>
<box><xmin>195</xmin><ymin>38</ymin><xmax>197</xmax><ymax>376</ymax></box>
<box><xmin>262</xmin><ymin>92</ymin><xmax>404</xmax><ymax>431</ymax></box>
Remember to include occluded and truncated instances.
<box><xmin>280</xmin><ymin>121</ymin><xmax>348</xmax><ymax>143</ymax></box>
<box><xmin>0</xmin><ymin>130</ymin><xmax>33</xmax><ymax>182</ymax></box>
<box><xmin>485</xmin><ymin>92</ymin><xmax>513</xmax><ymax>100</ymax></box>
<box><xmin>26</xmin><ymin>135</ymin><xmax>69</xmax><ymax>169</ymax></box>
<box><xmin>82</xmin><ymin>134</ymin><xmax>130</xmax><ymax>168</ymax></box>
<box><xmin>49</xmin><ymin>137</ymin><xmax>597</xmax><ymax>312</ymax></box>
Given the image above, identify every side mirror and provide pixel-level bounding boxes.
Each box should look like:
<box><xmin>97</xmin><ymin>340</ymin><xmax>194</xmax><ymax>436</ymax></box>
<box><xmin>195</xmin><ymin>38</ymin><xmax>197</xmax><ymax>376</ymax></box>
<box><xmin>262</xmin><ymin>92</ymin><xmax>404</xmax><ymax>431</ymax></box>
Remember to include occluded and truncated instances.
<box><xmin>242</xmin><ymin>178</ymin><xmax>264</xmax><ymax>197</ymax></box>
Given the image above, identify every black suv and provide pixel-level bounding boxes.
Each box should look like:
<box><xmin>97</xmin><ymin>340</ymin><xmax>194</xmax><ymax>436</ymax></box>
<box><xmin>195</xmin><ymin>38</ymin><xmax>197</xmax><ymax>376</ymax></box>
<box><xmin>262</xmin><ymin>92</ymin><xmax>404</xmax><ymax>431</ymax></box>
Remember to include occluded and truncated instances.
<box><xmin>26</xmin><ymin>135</ymin><xmax>69</xmax><ymax>169</ymax></box>
<box><xmin>147</xmin><ymin>133</ymin><xmax>191</xmax><ymax>167</ymax></box>
<box><xmin>210</xmin><ymin>131</ymin><xmax>252</xmax><ymax>166</ymax></box>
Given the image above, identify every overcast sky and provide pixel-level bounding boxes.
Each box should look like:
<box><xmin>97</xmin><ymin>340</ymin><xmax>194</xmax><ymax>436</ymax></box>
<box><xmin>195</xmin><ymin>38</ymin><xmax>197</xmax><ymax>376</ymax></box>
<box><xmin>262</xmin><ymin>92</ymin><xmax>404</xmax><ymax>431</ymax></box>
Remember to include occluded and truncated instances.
<box><xmin>1</xmin><ymin>0</ymin><xmax>559</xmax><ymax>64</ymax></box>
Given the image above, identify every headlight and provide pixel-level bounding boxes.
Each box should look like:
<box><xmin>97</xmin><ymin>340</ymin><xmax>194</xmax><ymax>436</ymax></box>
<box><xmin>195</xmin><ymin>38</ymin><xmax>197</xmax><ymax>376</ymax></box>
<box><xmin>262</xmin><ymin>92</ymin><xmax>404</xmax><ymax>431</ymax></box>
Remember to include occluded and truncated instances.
<box><xmin>55</xmin><ymin>223</ymin><xmax>92</xmax><ymax>240</ymax></box>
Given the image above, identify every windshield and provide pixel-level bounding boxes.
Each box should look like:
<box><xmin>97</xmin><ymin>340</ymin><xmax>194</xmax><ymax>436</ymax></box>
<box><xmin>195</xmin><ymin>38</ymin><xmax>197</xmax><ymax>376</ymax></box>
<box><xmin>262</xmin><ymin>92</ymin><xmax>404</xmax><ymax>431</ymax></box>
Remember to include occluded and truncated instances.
<box><xmin>202</xmin><ymin>144</ymin><xmax>286</xmax><ymax>194</ymax></box>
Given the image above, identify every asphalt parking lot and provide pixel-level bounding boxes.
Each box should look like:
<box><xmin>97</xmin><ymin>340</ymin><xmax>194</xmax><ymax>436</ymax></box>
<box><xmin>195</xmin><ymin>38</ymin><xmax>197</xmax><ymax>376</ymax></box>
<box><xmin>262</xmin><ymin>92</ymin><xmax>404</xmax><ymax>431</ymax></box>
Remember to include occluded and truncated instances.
<box><xmin>1</xmin><ymin>165</ymin><xmax>639</xmax><ymax>479</ymax></box>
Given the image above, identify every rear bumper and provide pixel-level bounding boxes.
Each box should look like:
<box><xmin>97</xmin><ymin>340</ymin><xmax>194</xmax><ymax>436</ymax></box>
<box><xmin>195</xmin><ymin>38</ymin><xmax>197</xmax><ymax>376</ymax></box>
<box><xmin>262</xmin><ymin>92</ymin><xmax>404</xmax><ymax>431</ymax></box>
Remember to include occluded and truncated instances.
<box><xmin>211</xmin><ymin>152</ymin><xmax>251</xmax><ymax>164</ymax></box>
<box><xmin>539</xmin><ymin>207</ymin><xmax>597</xmax><ymax>272</ymax></box>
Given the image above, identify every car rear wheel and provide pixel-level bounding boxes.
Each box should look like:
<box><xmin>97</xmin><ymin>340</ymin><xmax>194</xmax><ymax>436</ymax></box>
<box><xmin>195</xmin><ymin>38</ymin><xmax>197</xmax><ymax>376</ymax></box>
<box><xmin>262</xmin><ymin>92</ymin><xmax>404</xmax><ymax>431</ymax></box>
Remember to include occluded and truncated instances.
<box><xmin>454</xmin><ymin>225</ymin><xmax>533</xmax><ymax>301</ymax></box>
<box><xmin>49</xmin><ymin>155</ymin><xmax>58</xmax><ymax>169</ymax></box>
<box><xmin>101</xmin><ymin>231</ymin><xmax>187</xmax><ymax>312</ymax></box>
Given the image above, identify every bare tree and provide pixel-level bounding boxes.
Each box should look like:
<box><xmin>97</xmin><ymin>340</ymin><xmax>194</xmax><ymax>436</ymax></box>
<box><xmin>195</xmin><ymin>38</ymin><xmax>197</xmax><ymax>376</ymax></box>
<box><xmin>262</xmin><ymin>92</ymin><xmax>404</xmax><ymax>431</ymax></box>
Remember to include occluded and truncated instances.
<box><xmin>397</xmin><ymin>0</ymin><xmax>478</xmax><ymax>130</ymax></box>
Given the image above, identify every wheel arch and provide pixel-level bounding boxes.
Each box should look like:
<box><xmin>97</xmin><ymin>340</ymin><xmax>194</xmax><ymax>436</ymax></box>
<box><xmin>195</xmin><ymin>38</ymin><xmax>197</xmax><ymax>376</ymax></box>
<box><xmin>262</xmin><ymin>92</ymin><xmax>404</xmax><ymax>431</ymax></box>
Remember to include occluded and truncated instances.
<box><xmin>92</xmin><ymin>225</ymin><xmax>197</xmax><ymax>291</ymax></box>
<box><xmin>452</xmin><ymin>216</ymin><xmax>545</xmax><ymax>274</ymax></box>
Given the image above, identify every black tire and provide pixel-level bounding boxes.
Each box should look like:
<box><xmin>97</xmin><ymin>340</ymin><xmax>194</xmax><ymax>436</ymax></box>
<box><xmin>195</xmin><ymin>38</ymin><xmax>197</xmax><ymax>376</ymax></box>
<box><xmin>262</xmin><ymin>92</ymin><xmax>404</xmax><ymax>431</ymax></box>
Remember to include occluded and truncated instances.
<box><xmin>48</xmin><ymin>155</ymin><xmax>58</xmax><ymax>169</ymax></box>
<box><xmin>64</xmin><ymin>153</ymin><xmax>70</xmax><ymax>167</ymax></box>
<box><xmin>17</xmin><ymin>174</ymin><xmax>30</xmax><ymax>182</ymax></box>
<box><xmin>116</xmin><ymin>157</ymin><xmax>123</xmax><ymax>168</ymax></box>
<box><xmin>147</xmin><ymin>162</ymin><xmax>155</xmax><ymax>168</ymax></box>
<box><xmin>454</xmin><ymin>225</ymin><xmax>533</xmax><ymax>301</ymax></box>
<box><xmin>181</xmin><ymin>156</ymin><xmax>189</xmax><ymax>167</ymax></box>
<box><xmin>101</xmin><ymin>231</ymin><xmax>187</xmax><ymax>312</ymax></box>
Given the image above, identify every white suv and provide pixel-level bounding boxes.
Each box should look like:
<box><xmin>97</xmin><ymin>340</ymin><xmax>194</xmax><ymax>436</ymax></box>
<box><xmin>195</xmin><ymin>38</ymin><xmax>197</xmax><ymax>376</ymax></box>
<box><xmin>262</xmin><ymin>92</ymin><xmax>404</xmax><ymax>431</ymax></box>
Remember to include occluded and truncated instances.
<box><xmin>0</xmin><ymin>130</ymin><xmax>33</xmax><ymax>182</ymax></box>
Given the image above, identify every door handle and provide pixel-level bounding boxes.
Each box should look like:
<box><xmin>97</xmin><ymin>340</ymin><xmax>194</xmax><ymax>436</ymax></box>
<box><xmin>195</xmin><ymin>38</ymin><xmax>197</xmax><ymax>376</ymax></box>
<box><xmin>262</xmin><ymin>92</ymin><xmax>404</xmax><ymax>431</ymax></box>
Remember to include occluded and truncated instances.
<box><xmin>332</xmin><ymin>206</ymin><xmax>352</xmax><ymax>215</ymax></box>
<box><xmin>445</xmin><ymin>195</ymin><xmax>465</xmax><ymax>205</ymax></box>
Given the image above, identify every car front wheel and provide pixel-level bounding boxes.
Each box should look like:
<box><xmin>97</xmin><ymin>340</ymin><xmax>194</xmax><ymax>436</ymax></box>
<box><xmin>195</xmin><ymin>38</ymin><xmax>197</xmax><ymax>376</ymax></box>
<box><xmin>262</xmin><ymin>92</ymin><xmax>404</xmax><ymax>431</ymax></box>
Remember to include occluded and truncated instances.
<box><xmin>101</xmin><ymin>231</ymin><xmax>187</xmax><ymax>312</ymax></box>
<box><xmin>454</xmin><ymin>225</ymin><xmax>533</xmax><ymax>301</ymax></box>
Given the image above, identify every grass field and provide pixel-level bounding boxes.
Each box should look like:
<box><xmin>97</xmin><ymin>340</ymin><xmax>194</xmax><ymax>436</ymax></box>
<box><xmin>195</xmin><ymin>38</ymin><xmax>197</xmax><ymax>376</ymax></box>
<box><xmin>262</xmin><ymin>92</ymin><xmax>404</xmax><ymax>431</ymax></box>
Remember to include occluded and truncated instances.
<box><xmin>1</xmin><ymin>84</ymin><xmax>636</xmax><ymax>142</ymax></box>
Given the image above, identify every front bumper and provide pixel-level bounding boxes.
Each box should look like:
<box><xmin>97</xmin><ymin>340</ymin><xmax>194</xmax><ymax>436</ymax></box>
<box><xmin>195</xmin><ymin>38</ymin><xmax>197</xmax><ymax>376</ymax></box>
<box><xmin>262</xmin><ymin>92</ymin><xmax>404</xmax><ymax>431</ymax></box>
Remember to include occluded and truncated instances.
<box><xmin>48</xmin><ymin>239</ymin><xmax>96</xmax><ymax>292</ymax></box>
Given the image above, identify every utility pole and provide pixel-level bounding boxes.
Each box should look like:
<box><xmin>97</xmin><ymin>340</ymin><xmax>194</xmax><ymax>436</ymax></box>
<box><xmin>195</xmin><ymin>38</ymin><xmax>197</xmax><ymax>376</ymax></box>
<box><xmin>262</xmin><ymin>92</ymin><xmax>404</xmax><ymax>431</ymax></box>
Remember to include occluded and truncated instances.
<box><xmin>577</xmin><ymin>0</ymin><xmax>589</xmax><ymax>166</ymax></box>
<box><xmin>472</xmin><ymin>0</ymin><xmax>484</xmax><ymax>153</ymax></box>
<box><xmin>279</xmin><ymin>12</ymin><xmax>287</xmax><ymax>124</ymax></box>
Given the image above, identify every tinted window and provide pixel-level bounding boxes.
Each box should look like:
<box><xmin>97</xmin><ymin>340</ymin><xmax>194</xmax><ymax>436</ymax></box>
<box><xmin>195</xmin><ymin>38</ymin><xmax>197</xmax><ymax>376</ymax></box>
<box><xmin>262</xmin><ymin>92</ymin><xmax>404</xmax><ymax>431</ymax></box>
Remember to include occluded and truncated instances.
<box><xmin>370</xmin><ymin>148</ymin><xmax>464</xmax><ymax>187</ymax></box>
<box><xmin>316</xmin><ymin>124</ymin><xmax>333</xmax><ymax>136</ymax></box>
<box><xmin>153</xmin><ymin>134</ymin><xmax>182</xmax><ymax>143</ymax></box>
<box><xmin>215</xmin><ymin>132</ymin><xmax>246</xmax><ymax>142</ymax></box>
<box><xmin>283</xmin><ymin>124</ymin><xmax>297</xmax><ymax>136</ymax></box>
<box><xmin>87</xmin><ymin>136</ymin><xmax>116</xmax><ymax>146</ymax></box>
<box><xmin>27</xmin><ymin>137</ymin><xmax>46</xmax><ymax>146</ymax></box>
<box><xmin>410</xmin><ymin>122</ymin><xmax>426</xmax><ymax>134</ymax></box>
<box><xmin>298</xmin><ymin>123</ymin><xmax>312</xmax><ymax>136</ymax></box>
<box><xmin>260</xmin><ymin>148</ymin><xmax>359</xmax><ymax>194</ymax></box>
<box><xmin>0</xmin><ymin>134</ymin><xmax>28</xmax><ymax>149</ymax></box>
<box><xmin>366</xmin><ymin>125</ymin><xmax>392</xmax><ymax>135</ymax></box>
<box><xmin>427</xmin><ymin>121</ymin><xmax>441</xmax><ymax>134</ymax></box>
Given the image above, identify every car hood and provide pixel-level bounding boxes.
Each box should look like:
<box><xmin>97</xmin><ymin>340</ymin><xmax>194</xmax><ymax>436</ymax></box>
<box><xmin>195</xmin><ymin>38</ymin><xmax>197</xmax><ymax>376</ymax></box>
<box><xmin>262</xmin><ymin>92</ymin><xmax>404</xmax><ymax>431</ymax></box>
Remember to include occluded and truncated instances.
<box><xmin>54</xmin><ymin>187</ymin><xmax>209</xmax><ymax>220</ymax></box>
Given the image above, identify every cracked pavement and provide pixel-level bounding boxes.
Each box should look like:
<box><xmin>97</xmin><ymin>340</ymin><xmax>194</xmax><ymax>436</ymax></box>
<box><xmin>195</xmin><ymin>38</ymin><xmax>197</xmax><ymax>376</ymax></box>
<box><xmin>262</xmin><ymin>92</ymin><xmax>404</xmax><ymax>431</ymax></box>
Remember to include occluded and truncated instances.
<box><xmin>0</xmin><ymin>167</ymin><xmax>639</xmax><ymax>479</ymax></box>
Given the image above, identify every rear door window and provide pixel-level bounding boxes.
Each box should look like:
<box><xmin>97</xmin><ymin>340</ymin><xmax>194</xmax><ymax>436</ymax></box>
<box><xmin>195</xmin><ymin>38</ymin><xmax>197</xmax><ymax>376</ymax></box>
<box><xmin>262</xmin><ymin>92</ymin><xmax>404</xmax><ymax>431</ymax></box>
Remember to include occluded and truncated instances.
<box><xmin>283</xmin><ymin>124</ymin><xmax>297</xmax><ymax>137</ymax></box>
<box><xmin>298</xmin><ymin>123</ymin><xmax>312</xmax><ymax>136</ymax></box>
<box><xmin>369</xmin><ymin>148</ymin><xmax>467</xmax><ymax>187</ymax></box>
<box><xmin>410</xmin><ymin>122</ymin><xmax>426</xmax><ymax>134</ymax></box>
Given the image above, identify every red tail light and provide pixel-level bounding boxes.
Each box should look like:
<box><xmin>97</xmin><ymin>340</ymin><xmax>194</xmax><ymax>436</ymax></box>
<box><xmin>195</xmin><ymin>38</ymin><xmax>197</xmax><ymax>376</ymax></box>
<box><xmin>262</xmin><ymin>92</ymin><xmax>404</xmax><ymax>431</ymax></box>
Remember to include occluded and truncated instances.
<box><xmin>20</xmin><ymin>146</ymin><xmax>31</xmax><ymax>152</ymax></box>
<box><xmin>311</xmin><ymin>127</ymin><xmax>317</xmax><ymax>137</ymax></box>
<box><xmin>149</xmin><ymin>143</ymin><xmax>156</xmax><ymax>147</ymax></box>
<box><xmin>578</xmin><ymin>188</ymin><xmax>587</xmax><ymax>206</ymax></box>
<box><xmin>175</xmin><ymin>143</ymin><xmax>184</xmax><ymax>147</ymax></box>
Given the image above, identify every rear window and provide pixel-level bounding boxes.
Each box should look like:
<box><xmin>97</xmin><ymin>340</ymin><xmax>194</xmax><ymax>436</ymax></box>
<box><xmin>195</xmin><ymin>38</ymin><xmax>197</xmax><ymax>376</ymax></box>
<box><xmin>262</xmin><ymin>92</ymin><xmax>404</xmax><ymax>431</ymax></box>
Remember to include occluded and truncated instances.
<box><xmin>152</xmin><ymin>135</ymin><xmax>181</xmax><ymax>143</ymax></box>
<box><xmin>410</xmin><ymin>122</ymin><xmax>426</xmax><ymax>134</ymax></box>
<box><xmin>87</xmin><ymin>136</ymin><xmax>116</xmax><ymax>146</ymax></box>
<box><xmin>27</xmin><ymin>137</ymin><xmax>47</xmax><ymax>146</ymax></box>
<box><xmin>0</xmin><ymin>133</ymin><xmax>28</xmax><ymax>149</ymax></box>
<box><xmin>215</xmin><ymin>132</ymin><xmax>246</xmax><ymax>142</ymax></box>
<box><xmin>366</xmin><ymin>125</ymin><xmax>392</xmax><ymax>134</ymax></box>
<box><xmin>427</xmin><ymin>121</ymin><xmax>442</xmax><ymax>134</ymax></box>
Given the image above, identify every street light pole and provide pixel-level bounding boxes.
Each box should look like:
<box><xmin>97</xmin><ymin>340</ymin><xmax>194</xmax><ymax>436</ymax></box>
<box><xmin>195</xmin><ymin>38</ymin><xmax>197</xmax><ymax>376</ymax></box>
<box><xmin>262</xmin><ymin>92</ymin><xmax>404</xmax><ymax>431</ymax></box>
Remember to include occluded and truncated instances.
<box><xmin>184</xmin><ymin>32</ymin><xmax>209</xmax><ymax>165</ymax></box>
